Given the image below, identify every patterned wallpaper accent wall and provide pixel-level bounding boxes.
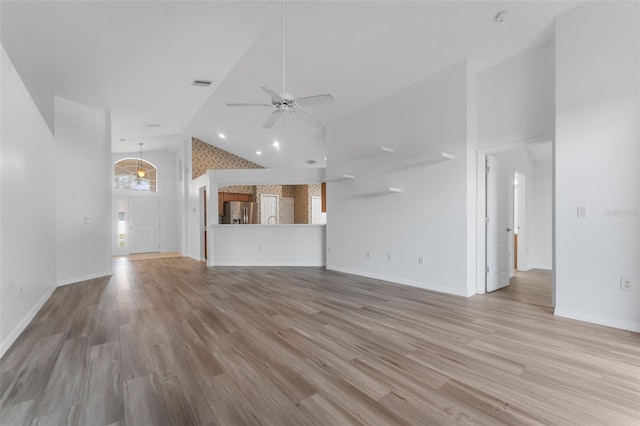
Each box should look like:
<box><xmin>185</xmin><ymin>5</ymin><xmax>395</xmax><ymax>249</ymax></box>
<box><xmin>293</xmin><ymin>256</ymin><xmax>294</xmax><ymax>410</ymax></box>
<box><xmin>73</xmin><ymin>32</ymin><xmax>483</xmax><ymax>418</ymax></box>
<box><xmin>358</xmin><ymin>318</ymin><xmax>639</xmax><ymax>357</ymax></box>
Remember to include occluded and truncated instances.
<box><xmin>293</xmin><ymin>185</ymin><xmax>309</xmax><ymax>224</ymax></box>
<box><xmin>254</xmin><ymin>185</ymin><xmax>283</xmax><ymax>224</ymax></box>
<box><xmin>191</xmin><ymin>138</ymin><xmax>322</xmax><ymax>224</ymax></box>
<box><xmin>282</xmin><ymin>185</ymin><xmax>295</xmax><ymax>198</ymax></box>
<box><xmin>191</xmin><ymin>137</ymin><xmax>262</xmax><ymax>179</ymax></box>
<box><xmin>219</xmin><ymin>185</ymin><xmax>254</xmax><ymax>194</ymax></box>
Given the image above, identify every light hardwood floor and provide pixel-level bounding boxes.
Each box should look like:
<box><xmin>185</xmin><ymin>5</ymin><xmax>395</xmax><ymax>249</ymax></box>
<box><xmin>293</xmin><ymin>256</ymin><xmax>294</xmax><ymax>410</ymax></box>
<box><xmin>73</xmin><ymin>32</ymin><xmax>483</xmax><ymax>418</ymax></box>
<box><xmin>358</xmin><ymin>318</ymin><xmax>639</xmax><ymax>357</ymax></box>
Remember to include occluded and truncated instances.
<box><xmin>492</xmin><ymin>269</ymin><xmax>553</xmax><ymax>308</ymax></box>
<box><xmin>1</xmin><ymin>257</ymin><xmax>638</xmax><ymax>425</ymax></box>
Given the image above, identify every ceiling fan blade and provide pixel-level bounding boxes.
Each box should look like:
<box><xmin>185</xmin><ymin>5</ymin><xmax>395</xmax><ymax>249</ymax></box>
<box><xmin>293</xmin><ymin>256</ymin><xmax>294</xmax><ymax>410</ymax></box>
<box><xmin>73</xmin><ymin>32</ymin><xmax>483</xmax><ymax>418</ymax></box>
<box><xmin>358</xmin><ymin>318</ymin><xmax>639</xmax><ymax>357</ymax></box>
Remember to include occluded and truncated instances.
<box><xmin>226</xmin><ymin>103</ymin><xmax>272</xmax><ymax>107</ymax></box>
<box><xmin>261</xmin><ymin>87</ymin><xmax>282</xmax><ymax>103</ymax></box>
<box><xmin>263</xmin><ymin>110</ymin><xmax>282</xmax><ymax>128</ymax></box>
<box><xmin>295</xmin><ymin>109</ymin><xmax>323</xmax><ymax>128</ymax></box>
<box><xmin>295</xmin><ymin>94</ymin><xmax>335</xmax><ymax>106</ymax></box>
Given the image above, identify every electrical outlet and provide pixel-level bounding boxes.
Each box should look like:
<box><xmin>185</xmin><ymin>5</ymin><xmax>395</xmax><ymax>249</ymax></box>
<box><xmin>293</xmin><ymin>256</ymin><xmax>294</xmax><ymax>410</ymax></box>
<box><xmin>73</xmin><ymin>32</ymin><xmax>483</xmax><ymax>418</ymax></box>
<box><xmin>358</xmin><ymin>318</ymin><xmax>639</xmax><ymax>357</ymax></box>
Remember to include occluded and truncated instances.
<box><xmin>418</xmin><ymin>256</ymin><xmax>424</xmax><ymax>265</ymax></box>
<box><xmin>387</xmin><ymin>253</ymin><xmax>392</xmax><ymax>261</ymax></box>
<box><xmin>257</xmin><ymin>245</ymin><xmax>261</xmax><ymax>251</ymax></box>
<box><xmin>620</xmin><ymin>278</ymin><xmax>632</xmax><ymax>291</ymax></box>
<box><xmin>328</xmin><ymin>247</ymin><xmax>332</xmax><ymax>254</ymax></box>
<box><xmin>366</xmin><ymin>251</ymin><xmax>370</xmax><ymax>259</ymax></box>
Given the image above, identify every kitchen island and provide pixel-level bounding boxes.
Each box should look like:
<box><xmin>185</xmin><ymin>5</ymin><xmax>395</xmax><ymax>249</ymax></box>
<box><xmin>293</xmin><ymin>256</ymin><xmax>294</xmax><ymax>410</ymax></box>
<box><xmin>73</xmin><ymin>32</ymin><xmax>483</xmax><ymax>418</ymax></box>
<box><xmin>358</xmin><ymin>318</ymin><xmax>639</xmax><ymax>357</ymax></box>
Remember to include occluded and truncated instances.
<box><xmin>210</xmin><ymin>224</ymin><xmax>326</xmax><ymax>266</ymax></box>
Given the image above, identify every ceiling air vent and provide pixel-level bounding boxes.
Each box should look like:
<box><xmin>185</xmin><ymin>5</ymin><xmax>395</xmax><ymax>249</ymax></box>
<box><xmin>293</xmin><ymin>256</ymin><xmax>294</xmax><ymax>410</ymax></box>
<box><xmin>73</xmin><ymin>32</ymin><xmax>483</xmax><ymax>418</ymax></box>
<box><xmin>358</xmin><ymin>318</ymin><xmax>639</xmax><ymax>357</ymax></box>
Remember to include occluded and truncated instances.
<box><xmin>305</xmin><ymin>159</ymin><xmax>317</xmax><ymax>165</ymax></box>
<box><xmin>147</xmin><ymin>123</ymin><xmax>161</xmax><ymax>128</ymax></box>
<box><xmin>192</xmin><ymin>80</ymin><xmax>212</xmax><ymax>87</ymax></box>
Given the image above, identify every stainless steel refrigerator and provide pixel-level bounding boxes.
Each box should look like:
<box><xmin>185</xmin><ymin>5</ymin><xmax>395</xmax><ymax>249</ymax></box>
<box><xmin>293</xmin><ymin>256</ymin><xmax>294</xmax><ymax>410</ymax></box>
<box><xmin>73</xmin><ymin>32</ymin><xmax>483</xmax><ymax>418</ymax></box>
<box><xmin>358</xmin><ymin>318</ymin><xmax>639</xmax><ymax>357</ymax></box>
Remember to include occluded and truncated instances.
<box><xmin>222</xmin><ymin>201</ymin><xmax>258</xmax><ymax>224</ymax></box>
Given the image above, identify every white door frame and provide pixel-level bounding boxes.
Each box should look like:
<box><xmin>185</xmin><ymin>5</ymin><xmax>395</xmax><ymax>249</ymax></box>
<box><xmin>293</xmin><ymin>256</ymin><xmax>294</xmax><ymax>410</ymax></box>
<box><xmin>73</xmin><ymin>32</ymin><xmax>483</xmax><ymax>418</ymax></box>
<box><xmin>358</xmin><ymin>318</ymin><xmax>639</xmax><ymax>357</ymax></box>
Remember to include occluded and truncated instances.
<box><xmin>199</xmin><ymin>186</ymin><xmax>207</xmax><ymax>261</ymax></box>
<box><xmin>476</xmin><ymin>138</ymin><xmax>555</xmax><ymax>306</ymax></box>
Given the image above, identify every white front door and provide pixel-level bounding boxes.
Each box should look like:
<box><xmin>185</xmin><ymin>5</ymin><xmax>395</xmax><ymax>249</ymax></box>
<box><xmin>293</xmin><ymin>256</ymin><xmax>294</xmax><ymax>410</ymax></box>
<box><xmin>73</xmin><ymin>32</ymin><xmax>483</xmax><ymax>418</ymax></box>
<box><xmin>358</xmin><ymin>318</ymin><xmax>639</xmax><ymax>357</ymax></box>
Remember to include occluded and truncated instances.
<box><xmin>129</xmin><ymin>197</ymin><xmax>159</xmax><ymax>254</ymax></box>
<box><xmin>311</xmin><ymin>196</ymin><xmax>326</xmax><ymax>224</ymax></box>
<box><xmin>486</xmin><ymin>155</ymin><xmax>510</xmax><ymax>292</ymax></box>
<box><xmin>260</xmin><ymin>194</ymin><xmax>278</xmax><ymax>224</ymax></box>
<box><xmin>282</xmin><ymin>197</ymin><xmax>294</xmax><ymax>224</ymax></box>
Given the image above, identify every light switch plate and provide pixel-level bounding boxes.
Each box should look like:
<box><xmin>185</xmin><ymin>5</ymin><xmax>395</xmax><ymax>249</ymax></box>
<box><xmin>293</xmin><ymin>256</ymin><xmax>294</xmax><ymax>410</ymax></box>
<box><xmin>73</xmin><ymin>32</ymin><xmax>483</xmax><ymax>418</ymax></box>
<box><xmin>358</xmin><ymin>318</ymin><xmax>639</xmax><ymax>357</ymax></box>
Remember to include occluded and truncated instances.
<box><xmin>577</xmin><ymin>206</ymin><xmax>589</xmax><ymax>218</ymax></box>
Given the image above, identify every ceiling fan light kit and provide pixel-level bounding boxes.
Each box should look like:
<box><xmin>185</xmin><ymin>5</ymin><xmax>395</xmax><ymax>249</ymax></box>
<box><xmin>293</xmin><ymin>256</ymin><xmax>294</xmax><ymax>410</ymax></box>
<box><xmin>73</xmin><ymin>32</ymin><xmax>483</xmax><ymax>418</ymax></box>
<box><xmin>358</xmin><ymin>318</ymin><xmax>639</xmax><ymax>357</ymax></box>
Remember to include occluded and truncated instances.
<box><xmin>226</xmin><ymin>0</ymin><xmax>334</xmax><ymax>129</ymax></box>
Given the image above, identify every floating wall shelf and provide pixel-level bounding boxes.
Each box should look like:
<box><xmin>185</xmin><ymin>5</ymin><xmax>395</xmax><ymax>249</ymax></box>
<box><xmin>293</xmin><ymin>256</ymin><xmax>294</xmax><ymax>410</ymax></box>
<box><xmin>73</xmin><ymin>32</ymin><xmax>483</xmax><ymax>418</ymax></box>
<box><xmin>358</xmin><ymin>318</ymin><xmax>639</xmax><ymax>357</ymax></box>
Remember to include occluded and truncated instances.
<box><xmin>325</xmin><ymin>174</ymin><xmax>355</xmax><ymax>182</ymax></box>
<box><xmin>359</xmin><ymin>187</ymin><xmax>403</xmax><ymax>197</ymax></box>
<box><xmin>356</xmin><ymin>146</ymin><xmax>394</xmax><ymax>160</ymax></box>
<box><xmin>404</xmin><ymin>152</ymin><xmax>454</xmax><ymax>167</ymax></box>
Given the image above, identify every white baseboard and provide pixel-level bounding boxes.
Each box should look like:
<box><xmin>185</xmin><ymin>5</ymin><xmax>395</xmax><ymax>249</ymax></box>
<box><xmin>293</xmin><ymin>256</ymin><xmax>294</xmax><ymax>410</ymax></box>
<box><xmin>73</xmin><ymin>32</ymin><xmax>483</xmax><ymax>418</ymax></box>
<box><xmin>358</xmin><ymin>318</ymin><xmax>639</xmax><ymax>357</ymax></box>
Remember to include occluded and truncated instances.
<box><xmin>554</xmin><ymin>308</ymin><xmax>640</xmax><ymax>333</ymax></box>
<box><xmin>526</xmin><ymin>264</ymin><xmax>552</xmax><ymax>271</ymax></box>
<box><xmin>0</xmin><ymin>284</ymin><xmax>56</xmax><ymax>358</ymax></box>
<box><xmin>57</xmin><ymin>270</ymin><xmax>112</xmax><ymax>287</ymax></box>
<box><xmin>213</xmin><ymin>261</ymin><xmax>325</xmax><ymax>267</ymax></box>
<box><xmin>327</xmin><ymin>266</ymin><xmax>470</xmax><ymax>297</ymax></box>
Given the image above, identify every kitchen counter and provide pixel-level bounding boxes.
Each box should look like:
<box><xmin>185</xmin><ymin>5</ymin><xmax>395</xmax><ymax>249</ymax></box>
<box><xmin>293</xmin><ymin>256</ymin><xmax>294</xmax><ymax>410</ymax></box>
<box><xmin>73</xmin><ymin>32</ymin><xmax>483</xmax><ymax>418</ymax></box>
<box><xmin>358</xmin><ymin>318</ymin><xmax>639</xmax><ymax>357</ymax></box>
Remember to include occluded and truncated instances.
<box><xmin>209</xmin><ymin>224</ymin><xmax>325</xmax><ymax>266</ymax></box>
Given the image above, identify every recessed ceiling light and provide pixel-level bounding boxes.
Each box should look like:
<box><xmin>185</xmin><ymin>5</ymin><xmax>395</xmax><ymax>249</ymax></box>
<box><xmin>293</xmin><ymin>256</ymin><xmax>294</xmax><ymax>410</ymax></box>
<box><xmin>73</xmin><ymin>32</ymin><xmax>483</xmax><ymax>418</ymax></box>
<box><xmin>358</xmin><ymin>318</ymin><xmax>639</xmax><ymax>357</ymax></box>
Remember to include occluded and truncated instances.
<box><xmin>218</xmin><ymin>133</ymin><xmax>226</xmax><ymax>140</ymax></box>
<box><xmin>256</xmin><ymin>150</ymin><xmax>262</xmax><ymax>155</ymax></box>
<box><xmin>272</xmin><ymin>140</ymin><xmax>280</xmax><ymax>148</ymax></box>
<box><xmin>192</xmin><ymin>79</ymin><xmax>212</xmax><ymax>87</ymax></box>
<box><xmin>120</xmin><ymin>138</ymin><xmax>126</xmax><ymax>142</ymax></box>
<box><xmin>324</xmin><ymin>157</ymin><xmax>327</xmax><ymax>161</ymax></box>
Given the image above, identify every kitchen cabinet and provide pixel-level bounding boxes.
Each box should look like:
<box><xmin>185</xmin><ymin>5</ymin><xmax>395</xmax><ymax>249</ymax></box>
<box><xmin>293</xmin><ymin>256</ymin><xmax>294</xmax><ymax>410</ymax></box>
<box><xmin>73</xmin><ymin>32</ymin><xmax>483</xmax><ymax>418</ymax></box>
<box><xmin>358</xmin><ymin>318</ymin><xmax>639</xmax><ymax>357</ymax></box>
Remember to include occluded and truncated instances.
<box><xmin>218</xmin><ymin>192</ymin><xmax>254</xmax><ymax>216</ymax></box>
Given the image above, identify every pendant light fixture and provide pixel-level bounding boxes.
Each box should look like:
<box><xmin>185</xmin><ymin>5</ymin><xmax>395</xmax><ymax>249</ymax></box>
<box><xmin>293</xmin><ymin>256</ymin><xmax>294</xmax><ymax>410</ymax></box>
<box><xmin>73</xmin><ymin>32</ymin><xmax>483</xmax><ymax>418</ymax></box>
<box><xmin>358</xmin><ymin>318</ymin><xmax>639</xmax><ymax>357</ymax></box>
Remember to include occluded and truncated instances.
<box><xmin>137</xmin><ymin>143</ymin><xmax>146</xmax><ymax>178</ymax></box>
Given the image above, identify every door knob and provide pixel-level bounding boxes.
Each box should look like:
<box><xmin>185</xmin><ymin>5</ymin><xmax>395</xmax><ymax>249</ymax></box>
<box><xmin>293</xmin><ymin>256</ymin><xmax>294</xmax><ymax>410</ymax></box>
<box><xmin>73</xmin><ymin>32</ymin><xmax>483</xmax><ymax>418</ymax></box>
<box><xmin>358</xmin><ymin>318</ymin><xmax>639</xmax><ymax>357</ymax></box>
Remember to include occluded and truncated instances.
<box><xmin>506</xmin><ymin>227</ymin><xmax>512</xmax><ymax>232</ymax></box>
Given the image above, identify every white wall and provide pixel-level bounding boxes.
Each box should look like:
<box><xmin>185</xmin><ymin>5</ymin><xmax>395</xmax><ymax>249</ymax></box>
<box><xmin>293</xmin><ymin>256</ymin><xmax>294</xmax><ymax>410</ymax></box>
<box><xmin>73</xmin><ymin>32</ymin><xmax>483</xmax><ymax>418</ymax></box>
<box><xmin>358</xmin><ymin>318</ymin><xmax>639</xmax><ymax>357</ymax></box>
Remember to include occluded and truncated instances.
<box><xmin>112</xmin><ymin>150</ymin><xmax>179</xmax><ymax>255</ymax></box>
<box><xmin>478</xmin><ymin>42</ymin><xmax>555</xmax><ymax>149</ymax></box>
<box><xmin>326</xmin><ymin>61</ymin><xmax>472</xmax><ymax>297</ymax></box>
<box><xmin>531</xmin><ymin>159</ymin><xmax>552</xmax><ymax>269</ymax></box>
<box><xmin>55</xmin><ymin>97</ymin><xmax>112</xmax><ymax>286</ymax></box>
<box><xmin>1</xmin><ymin>47</ymin><xmax>57</xmax><ymax>355</ymax></box>
<box><xmin>212</xmin><ymin>225</ymin><xmax>325</xmax><ymax>266</ymax></box>
<box><xmin>555</xmin><ymin>1</ymin><xmax>639</xmax><ymax>331</ymax></box>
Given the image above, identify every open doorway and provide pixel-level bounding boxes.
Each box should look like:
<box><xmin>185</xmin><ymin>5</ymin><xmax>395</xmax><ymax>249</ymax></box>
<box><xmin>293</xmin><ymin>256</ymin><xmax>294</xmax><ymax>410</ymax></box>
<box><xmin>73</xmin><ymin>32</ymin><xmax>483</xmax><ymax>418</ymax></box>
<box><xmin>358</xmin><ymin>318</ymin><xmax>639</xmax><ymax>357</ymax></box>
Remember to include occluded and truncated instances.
<box><xmin>479</xmin><ymin>141</ymin><xmax>553</xmax><ymax>308</ymax></box>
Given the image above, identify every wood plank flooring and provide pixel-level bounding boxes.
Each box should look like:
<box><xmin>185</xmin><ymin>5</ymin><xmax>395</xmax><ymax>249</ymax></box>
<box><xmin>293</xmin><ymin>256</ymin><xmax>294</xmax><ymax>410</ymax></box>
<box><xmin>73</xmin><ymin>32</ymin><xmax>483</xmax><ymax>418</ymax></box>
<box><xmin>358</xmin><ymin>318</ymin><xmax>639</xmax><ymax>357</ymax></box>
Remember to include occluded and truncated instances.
<box><xmin>492</xmin><ymin>269</ymin><xmax>553</xmax><ymax>308</ymax></box>
<box><xmin>1</xmin><ymin>257</ymin><xmax>638</xmax><ymax>425</ymax></box>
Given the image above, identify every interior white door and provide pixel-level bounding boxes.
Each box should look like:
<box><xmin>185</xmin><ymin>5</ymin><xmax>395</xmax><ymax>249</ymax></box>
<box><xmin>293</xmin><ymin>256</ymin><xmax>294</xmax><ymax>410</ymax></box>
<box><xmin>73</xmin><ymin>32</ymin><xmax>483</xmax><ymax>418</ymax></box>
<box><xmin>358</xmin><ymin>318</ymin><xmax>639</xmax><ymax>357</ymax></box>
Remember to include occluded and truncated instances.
<box><xmin>486</xmin><ymin>155</ymin><xmax>510</xmax><ymax>292</ymax></box>
<box><xmin>260</xmin><ymin>194</ymin><xmax>278</xmax><ymax>224</ymax></box>
<box><xmin>311</xmin><ymin>196</ymin><xmax>326</xmax><ymax>224</ymax></box>
<box><xmin>281</xmin><ymin>197</ymin><xmax>294</xmax><ymax>224</ymax></box>
<box><xmin>129</xmin><ymin>197</ymin><xmax>159</xmax><ymax>254</ymax></box>
<box><xmin>514</xmin><ymin>171</ymin><xmax>526</xmax><ymax>272</ymax></box>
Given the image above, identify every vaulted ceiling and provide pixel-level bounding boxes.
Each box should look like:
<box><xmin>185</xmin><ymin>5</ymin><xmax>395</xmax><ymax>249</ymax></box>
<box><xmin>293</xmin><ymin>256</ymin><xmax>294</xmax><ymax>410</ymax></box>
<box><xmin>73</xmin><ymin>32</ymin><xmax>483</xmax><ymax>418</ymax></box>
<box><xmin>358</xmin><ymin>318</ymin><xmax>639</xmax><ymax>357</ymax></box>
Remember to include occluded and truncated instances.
<box><xmin>1</xmin><ymin>1</ymin><xmax>579</xmax><ymax>168</ymax></box>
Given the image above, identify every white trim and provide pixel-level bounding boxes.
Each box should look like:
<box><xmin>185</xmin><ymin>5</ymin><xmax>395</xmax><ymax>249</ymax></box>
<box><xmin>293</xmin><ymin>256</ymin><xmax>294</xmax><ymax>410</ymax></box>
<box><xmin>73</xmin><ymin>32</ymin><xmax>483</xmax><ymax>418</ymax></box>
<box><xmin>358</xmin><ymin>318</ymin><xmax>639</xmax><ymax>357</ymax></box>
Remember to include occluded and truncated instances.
<box><xmin>554</xmin><ymin>308</ymin><xmax>640</xmax><ymax>333</ymax></box>
<box><xmin>526</xmin><ymin>264</ymin><xmax>553</xmax><ymax>271</ymax></box>
<box><xmin>0</xmin><ymin>284</ymin><xmax>56</xmax><ymax>358</ymax></box>
<box><xmin>57</xmin><ymin>271</ymin><xmax>112</xmax><ymax>287</ymax></box>
<box><xmin>215</xmin><ymin>261</ymin><xmax>324</xmax><ymax>267</ymax></box>
<box><xmin>475</xmin><ymin>138</ymin><xmax>554</xmax><ymax>298</ymax></box>
<box><xmin>327</xmin><ymin>266</ymin><xmax>471</xmax><ymax>297</ymax></box>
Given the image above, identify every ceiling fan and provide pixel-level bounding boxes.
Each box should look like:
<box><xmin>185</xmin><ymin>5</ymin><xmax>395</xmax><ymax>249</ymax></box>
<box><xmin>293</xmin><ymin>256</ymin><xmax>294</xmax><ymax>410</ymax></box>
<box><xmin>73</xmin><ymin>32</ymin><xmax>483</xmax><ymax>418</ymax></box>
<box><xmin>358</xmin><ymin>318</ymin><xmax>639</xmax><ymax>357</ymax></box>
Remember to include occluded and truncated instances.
<box><xmin>226</xmin><ymin>1</ymin><xmax>334</xmax><ymax>129</ymax></box>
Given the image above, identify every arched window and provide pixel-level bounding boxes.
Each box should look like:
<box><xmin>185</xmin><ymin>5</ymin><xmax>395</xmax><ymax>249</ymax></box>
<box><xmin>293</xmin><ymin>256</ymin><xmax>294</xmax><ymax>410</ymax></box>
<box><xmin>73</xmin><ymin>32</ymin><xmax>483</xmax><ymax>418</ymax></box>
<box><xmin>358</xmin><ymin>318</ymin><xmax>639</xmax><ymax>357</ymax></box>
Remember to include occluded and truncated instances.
<box><xmin>114</xmin><ymin>158</ymin><xmax>157</xmax><ymax>192</ymax></box>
